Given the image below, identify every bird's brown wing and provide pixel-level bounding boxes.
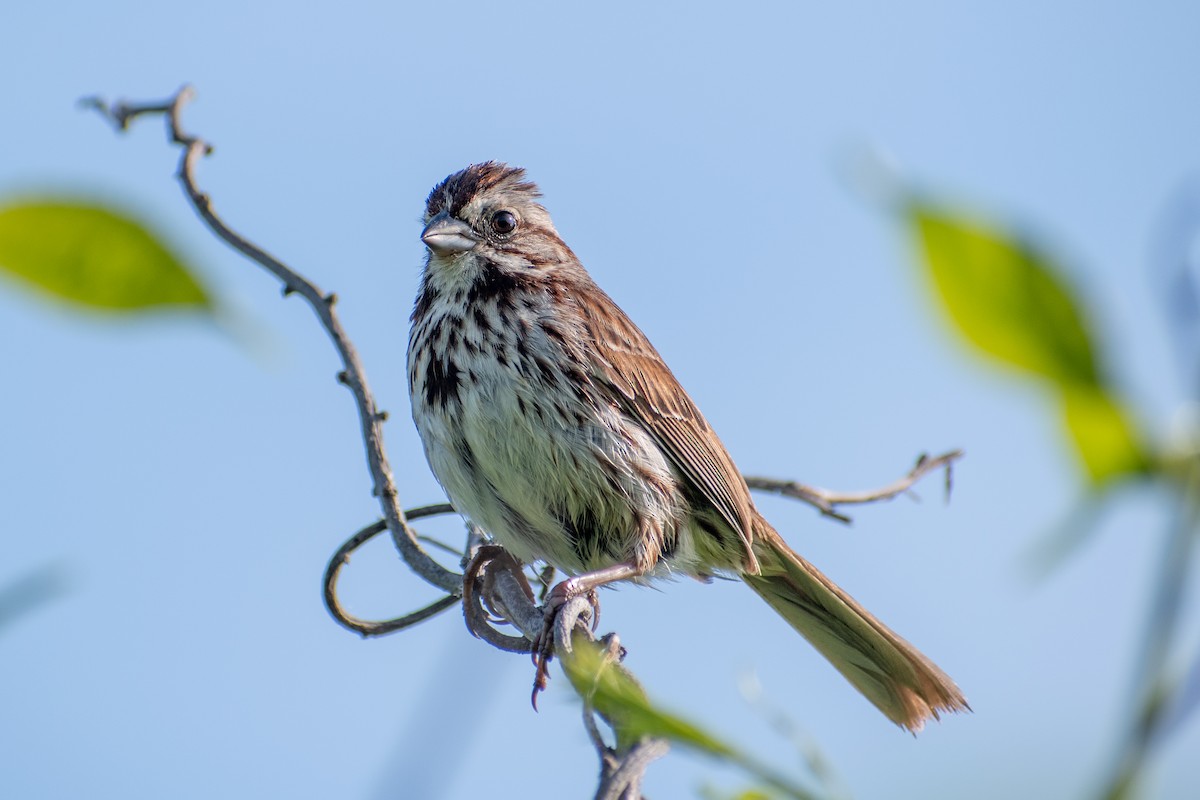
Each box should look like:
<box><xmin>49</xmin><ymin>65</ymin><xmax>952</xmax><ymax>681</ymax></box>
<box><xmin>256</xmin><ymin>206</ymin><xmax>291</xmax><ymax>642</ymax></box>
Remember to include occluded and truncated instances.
<box><xmin>579</xmin><ymin>284</ymin><xmax>759</xmax><ymax>571</ymax></box>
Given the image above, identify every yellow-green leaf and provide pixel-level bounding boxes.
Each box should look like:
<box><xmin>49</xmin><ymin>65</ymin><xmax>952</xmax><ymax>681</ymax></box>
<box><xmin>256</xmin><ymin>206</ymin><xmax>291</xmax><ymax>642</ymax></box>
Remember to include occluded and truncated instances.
<box><xmin>0</xmin><ymin>200</ymin><xmax>210</xmax><ymax>313</ymax></box>
<box><xmin>563</xmin><ymin>637</ymin><xmax>734</xmax><ymax>756</ymax></box>
<box><xmin>562</xmin><ymin>639</ymin><xmax>818</xmax><ymax>800</ymax></box>
<box><xmin>907</xmin><ymin>200</ymin><xmax>1151</xmax><ymax>486</ymax></box>
<box><xmin>911</xmin><ymin>204</ymin><xmax>1098</xmax><ymax>387</ymax></box>
<box><xmin>700</xmin><ymin>789</ymin><xmax>781</xmax><ymax>800</ymax></box>
<box><xmin>1061</xmin><ymin>385</ymin><xmax>1150</xmax><ymax>484</ymax></box>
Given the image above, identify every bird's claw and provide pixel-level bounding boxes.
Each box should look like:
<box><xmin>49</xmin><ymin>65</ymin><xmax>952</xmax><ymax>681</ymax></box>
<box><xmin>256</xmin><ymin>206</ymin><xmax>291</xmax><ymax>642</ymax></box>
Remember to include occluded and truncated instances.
<box><xmin>529</xmin><ymin>583</ymin><xmax>601</xmax><ymax>709</ymax></box>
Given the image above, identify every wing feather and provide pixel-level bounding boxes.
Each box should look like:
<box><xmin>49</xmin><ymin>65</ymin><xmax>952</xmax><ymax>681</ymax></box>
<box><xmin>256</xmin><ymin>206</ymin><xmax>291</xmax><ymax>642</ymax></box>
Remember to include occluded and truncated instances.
<box><xmin>578</xmin><ymin>284</ymin><xmax>758</xmax><ymax>570</ymax></box>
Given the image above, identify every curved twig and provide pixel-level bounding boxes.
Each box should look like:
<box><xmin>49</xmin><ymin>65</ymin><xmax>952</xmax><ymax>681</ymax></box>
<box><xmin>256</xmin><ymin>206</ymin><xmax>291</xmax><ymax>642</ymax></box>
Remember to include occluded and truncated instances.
<box><xmin>746</xmin><ymin>449</ymin><xmax>963</xmax><ymax>524</ymax></box>
<box><xmin>323</xmin><ymin>505</ymin><xmax>459</xmax><ymax>636</ymax></box>
<box><xmin>82</xmin><ymin>86</ymin><xmax>461</xmax><ymax>595</ymax></box>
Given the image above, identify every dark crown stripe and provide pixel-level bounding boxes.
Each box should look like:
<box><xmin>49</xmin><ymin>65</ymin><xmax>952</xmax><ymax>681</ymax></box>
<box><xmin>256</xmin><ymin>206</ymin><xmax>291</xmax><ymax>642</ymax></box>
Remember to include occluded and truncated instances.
<box><xmin>425</xmin><ymin>161</ymin><xmax>541</xmax><ymax>217</ymax></box>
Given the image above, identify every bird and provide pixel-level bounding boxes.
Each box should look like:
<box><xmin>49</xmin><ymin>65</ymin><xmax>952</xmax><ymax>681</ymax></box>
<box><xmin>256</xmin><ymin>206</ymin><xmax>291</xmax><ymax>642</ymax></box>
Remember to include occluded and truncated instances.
<box><xmin>407</xmin><ymin>162</ymin><xmax>968</xmax><ymax>731</ymax></box>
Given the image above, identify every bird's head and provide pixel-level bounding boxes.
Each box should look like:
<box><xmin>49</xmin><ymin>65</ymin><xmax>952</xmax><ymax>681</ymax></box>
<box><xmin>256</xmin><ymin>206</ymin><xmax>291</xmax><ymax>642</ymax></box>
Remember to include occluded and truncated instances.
<box><xmin>420</xmin><ymin>163</ymin><xmax>575</xmax><ymax>285</ymax></box>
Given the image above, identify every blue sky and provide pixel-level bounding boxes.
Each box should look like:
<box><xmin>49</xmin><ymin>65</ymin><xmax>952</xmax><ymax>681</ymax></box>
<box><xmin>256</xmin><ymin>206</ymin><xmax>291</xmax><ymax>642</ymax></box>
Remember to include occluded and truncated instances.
<box><xmin>3</xmin><ymin>2</ymin><xmax>1199</xmax><ymax>798</ymax></box>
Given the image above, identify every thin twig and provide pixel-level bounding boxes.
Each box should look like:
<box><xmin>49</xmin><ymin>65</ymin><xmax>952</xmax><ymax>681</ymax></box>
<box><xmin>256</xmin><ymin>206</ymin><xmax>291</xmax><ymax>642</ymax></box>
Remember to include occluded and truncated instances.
<box><xmin>1100</xmin><ymin>462</ymin><xmax>1200</xmax><ymax>800</ymax></box>
<box><xmin>595</xmin><ymin>739</ymin><xmax>670</xmax><ymax>800</ymax></box>
<box><xmin>323</xmin><ymin>505</ymin><xmax>459</xmax><ymax>636</ymax></box>
<box><xmin>581</xmin><ymin>686</ymin><xmax>612</xmax><ymax>754</ymax></box>
<box><xmin>83</xmin><ymin>86</ymin><xmax>460</xmax><ymax>595</ymax></box>
<box><xmin>490</xmin><ymin>568</ymin><xmax>547</xmax><ymax>640</ymax></box>
<box><xmin>746</xmin><ymin>449</ymin><xmax>963</xmax><ymax>524</ymax></box>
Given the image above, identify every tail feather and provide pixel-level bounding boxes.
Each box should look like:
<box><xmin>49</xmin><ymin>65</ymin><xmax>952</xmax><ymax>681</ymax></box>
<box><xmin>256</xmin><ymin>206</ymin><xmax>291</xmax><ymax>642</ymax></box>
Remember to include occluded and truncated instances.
<box><xmin>743</xmin><ymin>514</ymin><xmax>968</xmax><ymax>732</ymax></box>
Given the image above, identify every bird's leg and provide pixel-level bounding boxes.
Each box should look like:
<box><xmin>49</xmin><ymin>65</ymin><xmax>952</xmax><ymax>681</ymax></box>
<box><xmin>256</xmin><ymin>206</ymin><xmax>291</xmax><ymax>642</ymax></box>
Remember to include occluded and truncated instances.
<box><xmin>531</xmin><ymin>562</ymin><xmax>642</xmax><ymax>707</ymax></box>
<box><xmin>535</xmin><ymin>564</ymin><xmax>557</xmax><ymax>603</ymax></box>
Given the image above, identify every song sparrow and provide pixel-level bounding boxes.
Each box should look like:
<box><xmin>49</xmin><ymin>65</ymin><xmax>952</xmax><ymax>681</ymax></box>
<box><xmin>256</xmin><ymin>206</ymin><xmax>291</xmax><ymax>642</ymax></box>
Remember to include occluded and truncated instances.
<box><xmin>408</xmin><ymin>162</ymin><xmax>968</xmax><ymax>731</ymax></box>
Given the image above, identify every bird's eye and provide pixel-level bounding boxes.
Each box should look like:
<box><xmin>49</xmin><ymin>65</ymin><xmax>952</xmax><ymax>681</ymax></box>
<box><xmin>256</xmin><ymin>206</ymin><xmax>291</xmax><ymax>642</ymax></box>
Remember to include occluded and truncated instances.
<box><xmin>491</xmin><ymin>210</ymin><xmax>518</xmax><ymax>235</ymax></box>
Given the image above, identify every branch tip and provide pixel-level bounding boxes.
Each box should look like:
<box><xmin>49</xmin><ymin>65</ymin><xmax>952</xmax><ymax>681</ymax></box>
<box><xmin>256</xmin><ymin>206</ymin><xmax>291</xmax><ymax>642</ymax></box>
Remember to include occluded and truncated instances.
<box><xmin>745</xmin><ymin>448</ymin><xmax>964</xmax><ymax>520</ymax></box>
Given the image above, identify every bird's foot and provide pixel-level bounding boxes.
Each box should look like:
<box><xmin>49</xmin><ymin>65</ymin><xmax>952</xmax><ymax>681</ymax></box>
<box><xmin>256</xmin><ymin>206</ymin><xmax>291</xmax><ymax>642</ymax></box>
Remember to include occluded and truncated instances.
<box><xmin>530</xmin><ymin>580</ymin><xmax>600</xmax><ymax>708</ymax></box>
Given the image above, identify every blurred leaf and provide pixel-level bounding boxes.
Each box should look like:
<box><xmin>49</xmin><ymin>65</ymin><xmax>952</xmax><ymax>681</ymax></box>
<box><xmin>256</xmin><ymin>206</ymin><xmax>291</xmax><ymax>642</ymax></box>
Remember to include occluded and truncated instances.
<box><xmin>1101</xmin><ymin>768</ymin><xmax>1138</xmax><ymax>800</ymax></box>
<box><xmin>1099</xmin><ymin>671</ymin><xmax>1173</xmax><ymax>800</ymax></box>
<box><xmin>564</xmin><ymin>636</ymin><xmax>735</xmax><ymax>756</ymax></box>
<box><xmin>1022</xmin><ymin>493</ymin><xmax>1108</xmax><ymax>579</ymax></box>
<box><xmin>1061</xmin><ymin>385</ymin><xmax>1150</xmax><ymax>483</ymax></box>
<box><xmin>0</xmin><ymin>199</ymin><xmax>210</xmax><ymax>313</ymax></box>
<box><xmin>907</xmin><ymin>201</ymin><xmax>1151</xmax><ymax>486</ymax></box>
<box><xmin>699</xmin><ymin>787</ymin><xmax>781</xmax><ymax>800</ymax></box>
<box><xmin>911</xmin><ymin>204</ymin><xmax>1099</xmax><ymax>386</ymax></box>
<box><xmin>563</xmin><ymin>638</ymin><xmax>822</xmax><ymax>800</ymax></box>
<box><xmin>0</xmin><ymin>563</ymin><xmax>71</xmax><ymax>633</ymax></box>
<box><xmin>1161</xmin><ymin>640</ymin><xmax>1200</xmax><ymax>741</ymax></box>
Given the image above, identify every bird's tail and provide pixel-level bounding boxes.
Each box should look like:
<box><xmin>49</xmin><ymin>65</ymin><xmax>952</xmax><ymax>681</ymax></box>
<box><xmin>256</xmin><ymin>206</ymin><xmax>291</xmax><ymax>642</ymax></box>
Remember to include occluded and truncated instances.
<box><xmin>742</xmin><ymin>514</ymin><xmax>968</xmax><ymax>732</ymax></box>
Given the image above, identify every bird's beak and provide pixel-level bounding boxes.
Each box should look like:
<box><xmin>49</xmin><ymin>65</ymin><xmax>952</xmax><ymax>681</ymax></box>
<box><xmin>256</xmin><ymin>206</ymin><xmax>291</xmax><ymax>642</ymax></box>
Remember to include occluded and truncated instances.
<box><xmin>421</xmin><ymin>212</ymin><xmax>480</xmax><ymax>255</ymax></box>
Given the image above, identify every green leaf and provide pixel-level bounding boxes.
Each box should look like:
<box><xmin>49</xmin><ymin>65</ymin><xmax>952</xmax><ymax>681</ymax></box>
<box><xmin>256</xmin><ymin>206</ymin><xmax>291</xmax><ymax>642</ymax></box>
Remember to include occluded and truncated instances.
<box><xmin>699</xmin><ymin>788</ymin><xmax>781</xmax><ymax>800</ymax></box>
<box><xmin>0</xmin><ymin>199</ymin><xmax>210</xmax><ymax>313</ymax></box>
<box><xmin>907</xmin><ymin>201</ymin><xmax>1151</xmax><ymax>486</ymax></box>
<box><xmin>562</xmin><ymin>639</ymin><xmax>821</xmax><ymax>800</ymax></box>
<box><xmin>564</xmin><ymin>637</ymin><xmax>735</xmax><ymax>757</ymax></box>
<box><xmin>911</xmin><ymin>204</ymin><xmax>1098</xmax><ymax>387</ymax></box>
<box><xmin>1061</xmin><ymin>385</ymin><xmax>1149</xmax><ymax>484</ymax></box>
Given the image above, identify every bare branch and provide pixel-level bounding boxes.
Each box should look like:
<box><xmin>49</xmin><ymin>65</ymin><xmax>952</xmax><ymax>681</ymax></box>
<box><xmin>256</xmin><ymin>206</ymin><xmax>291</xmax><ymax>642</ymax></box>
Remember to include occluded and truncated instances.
<box><xmin>746</xmin><ymin>449</ymin><xmax>963</xmax><ymax>524</ymax></box>
<box><xmin>595</xmin><ymin>738</ymin><xmax>670</xmax><ymax>800</ymax></box>
<box><xmin>84</xmin><ymin>86</ymin><xmax>460</xmax><ymax>595</ymax></box>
